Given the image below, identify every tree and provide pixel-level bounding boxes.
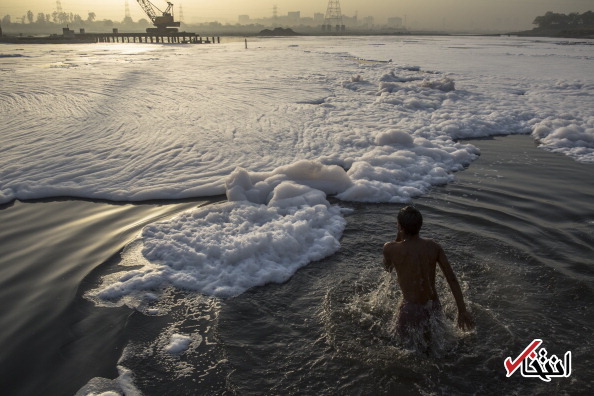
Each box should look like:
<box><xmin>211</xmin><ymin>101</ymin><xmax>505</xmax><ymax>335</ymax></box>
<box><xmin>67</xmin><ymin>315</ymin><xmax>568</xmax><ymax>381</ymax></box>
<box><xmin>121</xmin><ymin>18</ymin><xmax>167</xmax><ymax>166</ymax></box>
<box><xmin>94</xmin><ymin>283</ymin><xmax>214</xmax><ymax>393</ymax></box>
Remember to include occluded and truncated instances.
<box><xmin>533</xmin><ymin>11</ymin><xmax>557</xmax><ymax>28</ymax></box>
<box><xmin>87</xmin><ymin>12</ymin><xmax>96</xmax><ymax>23</ymax></box>
<box><xmin>1</xmin><ymin>14</ymin><xmax>11</xmax><ymax>26</ymax></box>
<box><xmin>533</xmin><ymin>11</ymin><xmax>594</xmax><ymax>29</ymax></box>
<box><xmin>579</xmin><ymin>11</ymin><xmax>594</xmax><ymax>25</ymax></box>
<box><xmin>37</xmin><ymin>13</ymin><xmax>46</xmax><ymax>24</ymax></box>
<box><xmin>58</xmin><ymin>12</ymin><xmax>69</xmax><ymax>25</ymax></box>
<box><xmin>568</xmin><ymin>12</ymin><xmax>580</xmax><ymax>25</ymax></box>
<box><xmin>26</xmin><ymin>10</ymin><xmax>33</xmax><ymax>24</ymax></box>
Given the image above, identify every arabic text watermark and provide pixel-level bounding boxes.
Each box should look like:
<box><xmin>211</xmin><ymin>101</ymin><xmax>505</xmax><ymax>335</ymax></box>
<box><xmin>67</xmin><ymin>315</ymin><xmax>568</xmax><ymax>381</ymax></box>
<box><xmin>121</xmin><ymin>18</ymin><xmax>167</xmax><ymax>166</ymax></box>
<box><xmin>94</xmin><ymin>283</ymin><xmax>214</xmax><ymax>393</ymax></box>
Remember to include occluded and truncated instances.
<box><xmin>504</xmin><ymin>339</ymin><xmax>571</xmax><ymax>381</ymax></box>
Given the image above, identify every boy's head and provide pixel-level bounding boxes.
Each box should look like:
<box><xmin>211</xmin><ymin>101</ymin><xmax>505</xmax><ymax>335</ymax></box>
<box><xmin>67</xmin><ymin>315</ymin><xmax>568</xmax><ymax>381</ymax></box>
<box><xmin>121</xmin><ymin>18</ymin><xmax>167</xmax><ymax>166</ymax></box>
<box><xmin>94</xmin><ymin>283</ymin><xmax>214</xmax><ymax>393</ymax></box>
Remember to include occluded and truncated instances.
<box><xmin>397</xmin><ymin>206</ymin><xmax>423</xmax><ymax>235</ymax></box>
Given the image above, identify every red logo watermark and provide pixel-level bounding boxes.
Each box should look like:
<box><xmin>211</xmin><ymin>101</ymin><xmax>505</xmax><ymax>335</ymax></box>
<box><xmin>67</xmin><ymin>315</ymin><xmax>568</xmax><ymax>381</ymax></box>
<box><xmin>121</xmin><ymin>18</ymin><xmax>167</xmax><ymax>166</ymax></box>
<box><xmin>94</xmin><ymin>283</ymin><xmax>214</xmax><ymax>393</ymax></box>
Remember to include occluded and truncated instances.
<box><xmin>504</xmin><ymin>339</ymin><xmax>571</xmax><ymax>381</ymax></box>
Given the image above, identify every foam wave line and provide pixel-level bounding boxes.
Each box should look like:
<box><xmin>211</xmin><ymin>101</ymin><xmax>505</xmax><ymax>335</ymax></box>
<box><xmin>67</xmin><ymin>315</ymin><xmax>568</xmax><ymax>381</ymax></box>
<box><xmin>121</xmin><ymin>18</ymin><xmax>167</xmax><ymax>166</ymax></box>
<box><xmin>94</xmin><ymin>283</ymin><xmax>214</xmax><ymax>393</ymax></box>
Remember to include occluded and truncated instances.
<box><xmin>3</xmin><ymin>37</ymin><xmax>593</xmax><ymax>300</ymax></box>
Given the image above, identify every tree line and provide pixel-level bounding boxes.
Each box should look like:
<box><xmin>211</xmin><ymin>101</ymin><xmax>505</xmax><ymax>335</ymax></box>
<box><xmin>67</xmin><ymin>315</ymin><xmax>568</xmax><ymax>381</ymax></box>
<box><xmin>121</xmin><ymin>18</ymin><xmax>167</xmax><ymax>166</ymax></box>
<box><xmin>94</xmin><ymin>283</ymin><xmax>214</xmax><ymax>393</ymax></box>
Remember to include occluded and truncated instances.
<box><xmin>533</xmin><ymin>11</ymin><xmax>594</xmax><ymax>29</ymax></box>
<box><xmin>2</xmin><ymin>10</ymin><xmax>100</xmax><ymax>26</ymax></box>
<box><xmin>1</xmin><ymin>10</ymin><xmax>153</xmax><ymax>34</ymax></box>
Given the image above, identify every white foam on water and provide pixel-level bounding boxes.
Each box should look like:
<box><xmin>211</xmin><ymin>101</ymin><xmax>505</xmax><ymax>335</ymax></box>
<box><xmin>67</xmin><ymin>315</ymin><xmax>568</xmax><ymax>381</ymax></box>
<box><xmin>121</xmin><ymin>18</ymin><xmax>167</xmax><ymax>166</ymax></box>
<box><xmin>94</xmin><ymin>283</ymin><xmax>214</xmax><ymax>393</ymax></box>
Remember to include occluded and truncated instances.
<box><xmin>87</xmin><ymin>180</ymin><xmax>346</xmax><ymax>300</ymax></box>
<box><xmin>4</xmin><ymin>37</ymin><xmax>590</xmax><ymax>304</ymax></box>
<box><xmin>532</xmin><ymin>116</ymin><xmax>594</xmax><ymax>163</ymax></box>
<box><xmin>2</xmin><ymin>37</ymin><xmax>593</xmax><ymax>207</ymax></box>
<box><xmin>165</xmin><ymin>333</ymin><xmax>195</xmax><ymax>355</ymax></box>
<box><xmin>75</xmin><ymin>365</ymin><xmax>141</xmax><ymax>396</ymax></box>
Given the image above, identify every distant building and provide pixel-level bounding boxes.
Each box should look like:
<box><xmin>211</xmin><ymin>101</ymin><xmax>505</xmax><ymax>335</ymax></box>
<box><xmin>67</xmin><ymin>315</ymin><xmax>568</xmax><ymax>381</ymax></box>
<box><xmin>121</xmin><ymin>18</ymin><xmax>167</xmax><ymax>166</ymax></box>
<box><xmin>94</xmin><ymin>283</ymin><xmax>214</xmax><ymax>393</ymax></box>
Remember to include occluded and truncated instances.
<box><xmin>342</xmin><ymin>15</ymin><xmax>357</xmax><ymax>27</ymax></box>
<box><xmin>229</xmin><ymin>9</ymin><xmax>383</xmax><ymax>31</ymax></box>
<box><xmin>387</xmin><ymin>17</ymin><xmax>403</xmax><ymax>28</ymax></box>
<box><xmin>62</xmin><ymin>27</ymin><xmax>75</xmax><ymax>38</ymax></box>
<box><xmin>287</xmin><ymin>11</ymin><xmax>301</xmax><ymax>24</ymax></box>
<box><xmin>361</xmin><ymin>16</ymin><xmax>374</xmax><ymax>27</ymax></box>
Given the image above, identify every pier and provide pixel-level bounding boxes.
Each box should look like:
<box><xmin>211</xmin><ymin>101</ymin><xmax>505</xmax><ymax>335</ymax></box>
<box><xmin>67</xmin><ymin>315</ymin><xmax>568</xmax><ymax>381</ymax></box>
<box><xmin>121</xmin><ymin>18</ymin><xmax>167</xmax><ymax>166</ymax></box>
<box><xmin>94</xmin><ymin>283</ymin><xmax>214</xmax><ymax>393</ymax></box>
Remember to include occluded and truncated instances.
<box><xmin>68</xmin><ymin>27</ymin><xmax>219</xmax><ymax>44</ymax></box>
<box><xmin>87</xmin><ymin>32</ymin><xmax>220</xmax><ymax>44</ymax></box>
<box><xmin>26</xmin><ymin>27</ymin><xmax>222</xmax><ymax>44</ymax></box>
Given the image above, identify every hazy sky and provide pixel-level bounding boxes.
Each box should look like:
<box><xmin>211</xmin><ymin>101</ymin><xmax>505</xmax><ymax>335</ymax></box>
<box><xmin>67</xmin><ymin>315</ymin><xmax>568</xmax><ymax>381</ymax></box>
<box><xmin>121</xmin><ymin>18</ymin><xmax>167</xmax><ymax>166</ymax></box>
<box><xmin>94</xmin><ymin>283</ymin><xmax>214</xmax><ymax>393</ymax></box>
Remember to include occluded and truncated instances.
<box><xmin>1</xmin><ymin>1</ymin><xmax>593</xmax><ymax>30</ymax></box>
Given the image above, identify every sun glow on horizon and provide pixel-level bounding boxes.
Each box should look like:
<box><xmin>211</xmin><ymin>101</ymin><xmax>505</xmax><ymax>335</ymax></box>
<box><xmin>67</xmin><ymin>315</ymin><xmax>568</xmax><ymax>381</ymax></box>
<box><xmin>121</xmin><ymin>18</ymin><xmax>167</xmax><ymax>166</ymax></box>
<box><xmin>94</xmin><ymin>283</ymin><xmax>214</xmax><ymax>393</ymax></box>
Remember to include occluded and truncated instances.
<box><xmin>1</xmin><ymin>0</ymin><xmax>592</xmax><ymax>31</ymax></box>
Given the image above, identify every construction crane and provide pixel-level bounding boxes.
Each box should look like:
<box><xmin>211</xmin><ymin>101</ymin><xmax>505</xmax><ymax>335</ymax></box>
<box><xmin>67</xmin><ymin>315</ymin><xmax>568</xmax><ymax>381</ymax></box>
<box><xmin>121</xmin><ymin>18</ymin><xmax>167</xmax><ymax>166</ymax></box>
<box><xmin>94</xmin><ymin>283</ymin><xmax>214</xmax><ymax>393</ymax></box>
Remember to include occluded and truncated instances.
<box><xmin>136</xmin><ymin>0</ymin><xmax>181</xmax><ymax>33</ymax></box>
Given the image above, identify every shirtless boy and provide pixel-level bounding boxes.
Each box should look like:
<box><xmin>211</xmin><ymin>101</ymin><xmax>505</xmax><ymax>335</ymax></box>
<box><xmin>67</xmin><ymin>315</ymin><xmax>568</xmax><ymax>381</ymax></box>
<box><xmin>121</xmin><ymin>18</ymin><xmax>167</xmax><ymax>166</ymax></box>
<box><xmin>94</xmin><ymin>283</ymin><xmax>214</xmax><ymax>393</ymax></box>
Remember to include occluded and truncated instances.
<box><xmin>383</xmin><ymin>206</ymin><xmax>474</xmax><ymax>339</ymax></box>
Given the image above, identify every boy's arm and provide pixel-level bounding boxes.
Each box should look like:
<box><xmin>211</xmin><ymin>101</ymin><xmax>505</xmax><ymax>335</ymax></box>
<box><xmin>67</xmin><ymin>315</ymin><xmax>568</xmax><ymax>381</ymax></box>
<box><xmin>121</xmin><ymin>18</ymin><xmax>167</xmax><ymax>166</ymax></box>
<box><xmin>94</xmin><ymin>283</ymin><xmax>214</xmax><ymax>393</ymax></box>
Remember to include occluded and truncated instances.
<box><xmin>436</xmin><ymin>243</ymin><xmax>475</xmax><ymax>331</ymax></box>
<box><xmin>383</xmin><ymin>243</ymin><xmax>393</xmax><ymax>272</ymax></box>
<box><xmin>384</xmin><ymin>229</ymin><xmax>402</xmax><ymax>272</ymax></box>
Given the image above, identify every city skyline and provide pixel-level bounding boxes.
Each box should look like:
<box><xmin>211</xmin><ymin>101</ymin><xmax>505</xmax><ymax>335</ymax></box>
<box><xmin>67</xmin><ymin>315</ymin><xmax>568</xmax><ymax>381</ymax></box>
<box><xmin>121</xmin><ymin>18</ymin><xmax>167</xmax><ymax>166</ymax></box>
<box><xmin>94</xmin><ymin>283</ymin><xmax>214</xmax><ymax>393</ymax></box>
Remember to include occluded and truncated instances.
<box><xmin>1</xmin><ymin>1</ymin><xmax>593</xmax><ymax>31</ymax></box>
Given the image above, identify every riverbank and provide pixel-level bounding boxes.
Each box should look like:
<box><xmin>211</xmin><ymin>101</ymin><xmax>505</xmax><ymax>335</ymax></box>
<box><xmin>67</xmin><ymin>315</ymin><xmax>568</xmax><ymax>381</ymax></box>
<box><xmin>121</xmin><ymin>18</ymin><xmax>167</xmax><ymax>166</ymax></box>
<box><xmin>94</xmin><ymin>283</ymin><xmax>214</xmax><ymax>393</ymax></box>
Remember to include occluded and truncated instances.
<box><xmin>511</xmin><ymin>27</ymin><xmax>594</xmax><ymax>39</ymax></box>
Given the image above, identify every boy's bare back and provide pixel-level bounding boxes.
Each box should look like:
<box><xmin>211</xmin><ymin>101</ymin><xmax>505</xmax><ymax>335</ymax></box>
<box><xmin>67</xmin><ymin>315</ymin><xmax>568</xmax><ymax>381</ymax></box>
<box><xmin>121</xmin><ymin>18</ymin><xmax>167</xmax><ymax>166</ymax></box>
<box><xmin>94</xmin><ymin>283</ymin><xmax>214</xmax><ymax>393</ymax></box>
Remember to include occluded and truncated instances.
<box><xmin>383</xmin><ymin>236</ymin><xmax>443</xmax><ymax>305</ymax></box>
<box><xmin>383</xmin><ymin>206</ymin><xmax>474</xmax><ymax>331</ymax></box>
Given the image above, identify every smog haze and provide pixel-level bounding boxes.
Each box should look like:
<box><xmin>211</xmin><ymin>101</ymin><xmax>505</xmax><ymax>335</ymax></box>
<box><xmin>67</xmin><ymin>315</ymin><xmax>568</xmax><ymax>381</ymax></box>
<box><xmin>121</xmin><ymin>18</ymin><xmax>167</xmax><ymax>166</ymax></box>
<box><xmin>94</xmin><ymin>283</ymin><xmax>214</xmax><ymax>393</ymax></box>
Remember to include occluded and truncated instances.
<box><xmin>1</xmin><ymin>0</ymin><xmax>593</xmax><ymax>31</ymax></box>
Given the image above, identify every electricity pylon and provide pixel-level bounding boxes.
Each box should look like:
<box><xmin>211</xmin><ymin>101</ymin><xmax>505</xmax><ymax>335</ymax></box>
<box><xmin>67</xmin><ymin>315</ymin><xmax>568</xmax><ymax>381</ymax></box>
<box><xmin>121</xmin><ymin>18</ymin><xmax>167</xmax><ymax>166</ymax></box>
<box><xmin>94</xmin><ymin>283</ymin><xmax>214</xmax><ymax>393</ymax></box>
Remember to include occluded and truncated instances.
<box><xmin>323</xmin><ymin>0</ymin><xmax>345</xmax><ymax>33</ymax></box>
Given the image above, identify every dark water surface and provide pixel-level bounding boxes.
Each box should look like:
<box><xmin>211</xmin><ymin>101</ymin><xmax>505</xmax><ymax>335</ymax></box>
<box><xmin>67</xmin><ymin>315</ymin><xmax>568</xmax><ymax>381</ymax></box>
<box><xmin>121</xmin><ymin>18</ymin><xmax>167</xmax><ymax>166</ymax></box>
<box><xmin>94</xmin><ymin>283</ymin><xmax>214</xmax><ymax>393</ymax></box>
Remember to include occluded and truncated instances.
<box><xmin>1</xmin><ymin>135</ymin><xmax>593</xmax><ymax>395</ymax></box>
<box><xmin>0</xmin><ymin>199</ymin><xmax>211</xmax><ymax>395</ymax></box>
<box><xmin>215</xmin><ymin>135</ymin><xmax>594</xmax><ymax>395</ymax></box>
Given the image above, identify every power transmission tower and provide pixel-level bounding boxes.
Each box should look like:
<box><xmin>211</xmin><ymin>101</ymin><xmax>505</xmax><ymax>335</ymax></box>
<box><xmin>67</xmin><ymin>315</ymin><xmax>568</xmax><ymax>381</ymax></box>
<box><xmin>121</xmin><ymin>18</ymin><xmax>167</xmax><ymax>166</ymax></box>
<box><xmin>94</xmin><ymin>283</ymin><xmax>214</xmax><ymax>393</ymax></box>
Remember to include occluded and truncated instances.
<box><xmin>123</xmin><ymin>0</ymin><xmax>134</xmax><ymax>24</ymax></box>
<box><xmin>323</xmin><ymin>0</ymin><xmax>345</xmax><ymax>33</ymax></box>
<box><xmin>55</xmin><ymin>0</ymin><xmax>66</xmax><ymax>25</ymax></box>
<box><xmin>273</xmin><ymin>4</ymin><xmax>278</xmax><ymax>27</ymax></box>
<box><xmin>179</xmin><ymin>3</ymin><xmax>184</xmax><ymax>23</ymax></box>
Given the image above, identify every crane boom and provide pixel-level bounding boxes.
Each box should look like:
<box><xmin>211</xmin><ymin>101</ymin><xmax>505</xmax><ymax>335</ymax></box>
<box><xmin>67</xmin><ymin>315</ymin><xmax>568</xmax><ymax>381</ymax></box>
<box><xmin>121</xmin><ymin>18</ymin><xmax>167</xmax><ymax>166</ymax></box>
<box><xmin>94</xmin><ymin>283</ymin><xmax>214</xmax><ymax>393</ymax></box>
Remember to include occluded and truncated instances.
<box><xmin>137</xmin><ymin>0</ymin><xmax>158</xmax><ymax>21</ymax></box>
<box><xmin>136</xmin><ymin>0</ymin><xmax>180</xmax><ymax>32</ymax></box>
